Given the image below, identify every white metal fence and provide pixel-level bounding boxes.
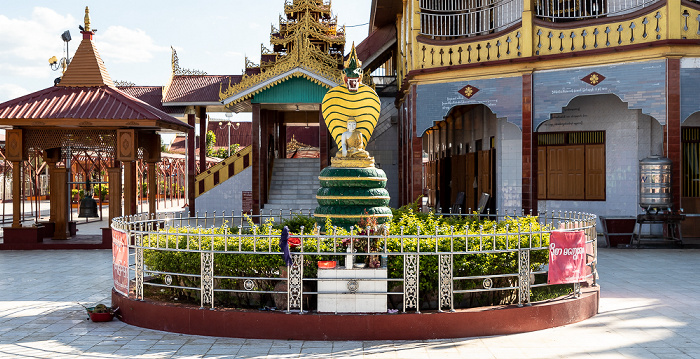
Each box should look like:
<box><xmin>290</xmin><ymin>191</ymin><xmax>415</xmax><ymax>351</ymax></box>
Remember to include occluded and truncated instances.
<box><xmin>112</xmin><ymin>210</ymin><xmax>598</xmax><ymax>312</ymax></box>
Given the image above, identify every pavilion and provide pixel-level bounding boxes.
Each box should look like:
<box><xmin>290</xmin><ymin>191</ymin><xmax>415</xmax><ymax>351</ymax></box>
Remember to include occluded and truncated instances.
<box><xmin>0</xmin><ymin>7</ymin><xmax>191</xmax><ymax>246</ymax></box>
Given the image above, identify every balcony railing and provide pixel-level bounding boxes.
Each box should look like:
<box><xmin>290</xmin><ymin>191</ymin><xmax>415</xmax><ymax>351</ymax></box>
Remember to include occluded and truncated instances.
<box><xmin>420</xmin><ymin>0</ymin><xmax>523</xmax><ymax>38</ymax></box>
<box><xmin>535</xmin><ymin>0</ymin><xmax>659</xmax><ymax>21</ymax></box>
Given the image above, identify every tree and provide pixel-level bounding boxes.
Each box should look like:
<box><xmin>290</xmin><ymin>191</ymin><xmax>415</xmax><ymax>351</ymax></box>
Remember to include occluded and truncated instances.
<box><xmin>206</xmin><ymin>130</ymin><xmax>216</xmax><ymax>157</ymax></box>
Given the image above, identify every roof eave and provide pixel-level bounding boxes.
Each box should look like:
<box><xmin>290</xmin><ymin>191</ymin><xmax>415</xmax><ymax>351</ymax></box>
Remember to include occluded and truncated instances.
<box><xmin>221</xmin><ymin>67</ymin><xmax>340</xmax><ymax>106</ymax></box>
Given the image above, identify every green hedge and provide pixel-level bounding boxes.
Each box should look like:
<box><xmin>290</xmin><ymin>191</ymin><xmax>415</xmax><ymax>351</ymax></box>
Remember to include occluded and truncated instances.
<box><xmin>143</xmin><ymin>209</ymin><xmax>554</xmax><ymax>309</ymax></box>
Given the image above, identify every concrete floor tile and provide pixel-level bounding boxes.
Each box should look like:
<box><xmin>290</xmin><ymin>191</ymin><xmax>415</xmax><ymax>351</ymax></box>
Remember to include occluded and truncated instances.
<box><xmin>3</xmin><ymin>241</ymin><xmax>700</xmax><ymax>358</ymax></box>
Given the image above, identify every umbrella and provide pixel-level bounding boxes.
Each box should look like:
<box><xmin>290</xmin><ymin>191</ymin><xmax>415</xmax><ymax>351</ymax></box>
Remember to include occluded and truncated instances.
<box><xmin>279</xmin><ymin>226</ymin><xmax>292</xmax><ymax>266</ymax></box>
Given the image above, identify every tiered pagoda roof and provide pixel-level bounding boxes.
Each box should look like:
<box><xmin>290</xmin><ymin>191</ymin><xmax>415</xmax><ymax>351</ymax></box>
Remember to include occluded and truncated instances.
<box><xmin>219</xmin><ymin>0</ymin><xmax>346</xmax><ymax>112</ymax></box>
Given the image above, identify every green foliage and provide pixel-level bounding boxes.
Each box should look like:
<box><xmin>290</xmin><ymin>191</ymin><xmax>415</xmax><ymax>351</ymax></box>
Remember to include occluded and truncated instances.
<box><xmin>272</xmin><ymin>215</ymin><xmax>318</xmax><ymax>234</ymax></box>
<box><xmin>96</xmin><ymin>184</ymin><xmax>108</xmax><ymax>201</ymax></box>
<box><xmin>71</xmin><ymin>188</ymin><xmax>81</xmax><ymax>201</ymax></box>
<box><xmin>144</xmin><ymin>220</ymin><xmax>285</xmax><ymax>306</ymax></box>
<box><xmin>212</xmin><ymin>144</ymin><xmax>241</xmax><ymax>159</ymax></box>
<box><xmin>206</xmin><ymin>130</ymin><xmax>216</xmax><ymax>157</ymax></box>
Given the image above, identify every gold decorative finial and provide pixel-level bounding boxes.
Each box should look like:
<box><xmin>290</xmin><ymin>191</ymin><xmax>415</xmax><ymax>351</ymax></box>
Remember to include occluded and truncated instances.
<box><xmin>84</xmin><ymin>6</ymin><xmax>91</xmax><ymax>32</ymax></box>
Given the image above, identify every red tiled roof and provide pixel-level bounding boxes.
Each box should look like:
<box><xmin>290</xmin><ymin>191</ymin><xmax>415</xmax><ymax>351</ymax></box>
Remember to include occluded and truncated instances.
<box><xmin>119</xmin><ymin>86</ymin><xmax>185</xmax><ymax>115</ymax></box>
<box><xmin>168</xmin><ymin>135</ymin><xmax>187</xmax><ymax>153</ymax></box>
<box><xmin>0</xmin><ymin>86</ymin><xmax>191</xmax><ymax>131</ymax></box>
<box><xmin>163</xmin><ymin>75</ymin><xmax>241</xmax><ymax>103</ymax></box>
<box><xmin>356</xmin><ymin>25</ymin><xmax>396</xmax><ymax>69</ymax></box>
<box><xmin>0</xmin><ymin>17</ymin><xmax>190</xmax><ymax>132</ymax></box>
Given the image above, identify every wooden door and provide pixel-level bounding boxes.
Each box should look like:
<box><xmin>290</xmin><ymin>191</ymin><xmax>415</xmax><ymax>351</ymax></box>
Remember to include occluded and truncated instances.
<box><xmin>585</xmin><ymin>144</ymin><xmax>605</xmax><ymax>199</ymax></box>
<box><xmin>451</xmin><ymin>155</ymin><xmax>467</xmax><ymax>211</ymax></box>
<box><xmin>478</xmin><ymin>150</ymin><xmax>492</xmax><ymax>197</ymax></box>
<box><xmin>466</xmin><ymin>153</ymin><xmax>476</xmax><ymax>212</ymax></box>
<box><xmin>537</xmin><ymin>146</ymin><xmax>547</xmax><ymax>200</ymax></box>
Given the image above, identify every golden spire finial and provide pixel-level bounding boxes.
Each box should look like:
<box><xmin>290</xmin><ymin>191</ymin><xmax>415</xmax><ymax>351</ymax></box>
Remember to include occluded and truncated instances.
<box><xmin>84</xmin><ymin>6</ymin><xmax>91</xmax><ymax>32</ymax></box>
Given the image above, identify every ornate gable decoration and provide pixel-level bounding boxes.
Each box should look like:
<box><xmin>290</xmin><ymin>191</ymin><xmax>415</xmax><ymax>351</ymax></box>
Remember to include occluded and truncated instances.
<box><xmin>458</xmin><ymin>84</ymin><xmax>480</xmax><ymax>99</ymax></box>
<box><xmin>171</xmin><ymin>47</ymin><xmax>207</xmax><ymax>76</ymax></box>
<box><xmin>219</xmin><ymin>0</ymin><xmax>345</xmax><ymax>107</ymax></box>
<box><xmin>581</xmin><ymin>72</ymin><xmax>605</xmax><ymax>86</ymax></box>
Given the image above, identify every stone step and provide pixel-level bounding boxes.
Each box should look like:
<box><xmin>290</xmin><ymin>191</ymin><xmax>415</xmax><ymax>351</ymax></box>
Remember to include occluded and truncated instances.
<box><xmin>271</xmin><ymin>173</ymin><xmax>317</xmax><ymax>178</ymax></box>
<box><xmin>268</xmin><ymin>195</ymin><xmax>317</xmax><ymax>201</ymax></box>
<box><xmin>268</xmin><ymin>180</ymin><xmax>318</xmax><ymax>185</ymax></box>
<box><xmin>265</xmin><ymin>159</ymin><xmax>322</xmax><ymax>211</ymax></box>
<box><xmin>273</xmin><ymin>160</ymin><xmax>319</xmax><ymax>168</ymax></box>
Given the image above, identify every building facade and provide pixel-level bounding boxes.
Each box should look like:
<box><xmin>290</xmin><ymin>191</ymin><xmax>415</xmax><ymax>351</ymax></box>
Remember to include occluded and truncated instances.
<box><xmin>369</xmin><ymin>0</ymin><xmax>700</xmax><ymax>233</ymax></box>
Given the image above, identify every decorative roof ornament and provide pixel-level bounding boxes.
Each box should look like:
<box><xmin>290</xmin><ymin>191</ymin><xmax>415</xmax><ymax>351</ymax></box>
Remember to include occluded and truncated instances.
<box><xmin>171</xmin><ymin>47</ymin><xmax>207</xmax><ymax>76</ymax></box>
<box><xmin>114</xmin><ymin>80</ymin><xmax>136</xmax><ymax>87</ymax></box>
<box><xmin>83</xmin><ymin>6</ymin><xmax>91</xmax><ymax>32</ymax></box>
<box><xmin>343</xmin><ymin>43</ymin><xmax>362</xmax><ymax>92</ymax></box>
<box><xmin>56</xmin><ymin>6</ymin><xmax>114</xmax><ymax>88</ymax></box>
<box><xmin>220</xmin><ymin>1</ymin><xmax>345</xmax><ymax>107</ymax></box>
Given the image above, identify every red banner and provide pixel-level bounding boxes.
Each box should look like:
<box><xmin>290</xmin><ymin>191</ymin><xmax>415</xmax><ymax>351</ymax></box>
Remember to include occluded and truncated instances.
<box><xmin>112</xmin><ymin>230</ymin><xmax>129</xmax><ymax>296</ymax></box>
<box><xmin>547</xmin><ymin>230</ymin><xmax>587</xmax><ymax>284</ymax></box>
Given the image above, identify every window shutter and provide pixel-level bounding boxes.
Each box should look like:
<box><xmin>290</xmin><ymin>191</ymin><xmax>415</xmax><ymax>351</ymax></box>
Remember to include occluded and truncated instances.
<box><xmin>585</xmin><ymin>144</ymin><xmax>606</xmax><ymax>200</ymax></box>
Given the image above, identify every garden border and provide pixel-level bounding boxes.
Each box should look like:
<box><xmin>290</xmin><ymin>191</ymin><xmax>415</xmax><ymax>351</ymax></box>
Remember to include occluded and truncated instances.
<box><xmin>113</xmin><ymin>286</ymin><xmax>599</xmax><ymax>340</ymax></box>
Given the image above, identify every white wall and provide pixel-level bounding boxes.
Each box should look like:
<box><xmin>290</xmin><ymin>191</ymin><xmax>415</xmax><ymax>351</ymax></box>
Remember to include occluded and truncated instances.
<box><xmin>496</xmin><ymin>118</ymin><xmax>522</xmax><ymax>213</ymax></box>
<box><xmin>195</xmin><ymin>166</ymin><xmax>252</xmax><ymax>215</ymax></box>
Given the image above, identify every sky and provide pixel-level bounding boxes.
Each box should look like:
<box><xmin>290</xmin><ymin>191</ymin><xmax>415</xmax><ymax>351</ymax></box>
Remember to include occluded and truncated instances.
<box><xmin>0</xmin><ymin>0</ymin><xmax>373</xmax><ymax>124</ymax></box>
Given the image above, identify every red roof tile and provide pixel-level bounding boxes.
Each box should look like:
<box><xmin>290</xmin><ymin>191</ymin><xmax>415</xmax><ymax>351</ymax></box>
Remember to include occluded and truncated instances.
<box><xmin>0</xmin><ymin>86</ymin><xmax>191</xmax><ymax>131</ymax></box>
<box><xmin>119</xmin><ymin>86</ymin><xmax>185</xmax><ymax>115</ymax></box>
<box><xmin>355</xmin><ymin>25</ymin><xmax>396</xmax><ymax>69</ymax></box>
<box><xmin>163</xmin><ymin>75</ymin><xmax>241</xmax><ymax>103</ymax></box>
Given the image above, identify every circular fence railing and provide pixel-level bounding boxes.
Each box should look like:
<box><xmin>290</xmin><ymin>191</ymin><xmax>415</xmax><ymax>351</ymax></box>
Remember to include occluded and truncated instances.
<box><xmin>111</xmin><ymin>210</ymin><xmax>598</xmax><ymax>313</ymax></box>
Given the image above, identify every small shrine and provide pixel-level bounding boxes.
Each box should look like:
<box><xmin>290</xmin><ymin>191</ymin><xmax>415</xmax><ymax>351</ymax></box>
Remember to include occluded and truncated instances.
<box><xmin>314</xmin><ymin>45</ymin><xmax>392</xmax><ymax>229</ymax></box>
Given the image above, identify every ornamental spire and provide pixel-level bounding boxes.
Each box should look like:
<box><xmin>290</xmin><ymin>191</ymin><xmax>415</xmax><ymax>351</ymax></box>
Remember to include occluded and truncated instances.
<box><xmin>83</xmin><ymin>6</ymin><xmax>91</xmax><ymax>32</ymax></box>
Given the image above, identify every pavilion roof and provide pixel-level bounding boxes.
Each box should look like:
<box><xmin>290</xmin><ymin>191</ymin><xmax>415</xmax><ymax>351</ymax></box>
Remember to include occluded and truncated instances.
<box><xmin>119</xmin><ymin>86</ymin><xmax>185</xmax><ymax>115</ymax></box>
<box><xmin>219</xmin><ymin>1</ymin><xmax>345</xmax><ymax>110</ymax></box>
<box><xmin>0</xmin><ymin>85</ymin><xmax>191</xmax><ymax>132</ymax></box>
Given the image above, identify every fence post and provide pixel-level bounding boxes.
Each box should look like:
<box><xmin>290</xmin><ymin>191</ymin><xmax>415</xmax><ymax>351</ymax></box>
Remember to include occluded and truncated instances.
<box><xmin>200</xmin><ymin>251</ymin><xmax>214</xmax><ymax>308</ymax></box>
<box><xmin>403</xmin><ymin>253</ymin><xmax>420</xmax><ymax>313</ymax></box>
<box><xmin>287</xmin><ymin>253</ymin><xmax>304</xmax><ymax>314</ymax></box>
<box><xmin>438</xmin><ymin>254</ymin><xmax>453</xmax><ymax>312</ymax></box>
<box><xmin>517</xmin><ymin>248</ymin><xmax>531</xmax><ymax>307</ymax></box>
<box><xmin>133</xmin><ymin>224</ymin><xmax>144</xmax><ymax>301</ymax></box>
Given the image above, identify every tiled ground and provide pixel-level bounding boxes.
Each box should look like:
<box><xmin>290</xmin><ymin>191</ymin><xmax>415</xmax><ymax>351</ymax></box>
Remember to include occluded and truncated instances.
<box><xmin>1</xmin><ymin>244</ymin><xmax>700</xmax><ymax>358</ymax></box>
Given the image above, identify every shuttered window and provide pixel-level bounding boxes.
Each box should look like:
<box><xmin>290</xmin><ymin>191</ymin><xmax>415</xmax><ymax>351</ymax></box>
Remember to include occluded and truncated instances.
<box><xmin>537</xmin><ymin>131</ymin><xmax>605</xmax><ymax>200</ymax></box>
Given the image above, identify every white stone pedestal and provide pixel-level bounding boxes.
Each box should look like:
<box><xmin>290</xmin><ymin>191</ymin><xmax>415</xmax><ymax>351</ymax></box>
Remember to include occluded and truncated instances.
<box><xmin>317</xmin><ymin>268</ymin><xmax>387</xmax><ymax>313</ymax></box>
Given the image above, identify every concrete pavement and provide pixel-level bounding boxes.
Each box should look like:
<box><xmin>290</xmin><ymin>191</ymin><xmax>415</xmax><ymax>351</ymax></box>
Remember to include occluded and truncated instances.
<box><xmin>1</xmin><ymin>228</ymin><xmax>699</xmax><ymax>357</ymax></box>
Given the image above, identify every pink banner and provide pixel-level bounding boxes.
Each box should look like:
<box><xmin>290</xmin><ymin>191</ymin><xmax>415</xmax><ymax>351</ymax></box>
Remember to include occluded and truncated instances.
<box><xmin>547</xmin><ymin>230</ymin><xmax>587</xmax><ymax>285</ymax></box>
<box><xmin>112</xmin><ymin>230</ymin><xmax>129</xmax><ymax>296</ymax></box>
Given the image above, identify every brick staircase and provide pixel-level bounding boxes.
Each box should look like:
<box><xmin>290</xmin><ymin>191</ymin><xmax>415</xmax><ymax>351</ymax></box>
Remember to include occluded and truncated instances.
<box><xmin>263</xmin><ymin>158</ymin><xmax>320</xmax><ymax>215</ymax></box>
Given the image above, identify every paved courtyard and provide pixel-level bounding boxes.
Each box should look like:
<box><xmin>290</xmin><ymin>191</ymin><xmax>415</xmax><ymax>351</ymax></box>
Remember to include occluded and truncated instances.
<box><xmin>1</xmin><ymin>239</ymin><xmax>699</xmax><ymax>358</ymax></box>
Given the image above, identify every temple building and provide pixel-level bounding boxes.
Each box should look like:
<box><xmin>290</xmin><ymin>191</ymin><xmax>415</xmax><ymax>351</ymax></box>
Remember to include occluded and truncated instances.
<box><xmin>360</xmin><ymin>0</ymin><xmax>700</xmax><ymax>236</ymax></box>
